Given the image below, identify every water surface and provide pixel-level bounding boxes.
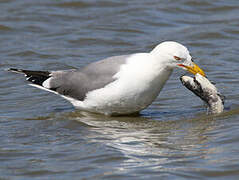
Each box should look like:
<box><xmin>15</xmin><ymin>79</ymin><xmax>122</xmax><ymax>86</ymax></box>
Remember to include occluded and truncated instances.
<box><xmin>1</xmin><ymin>0</ymin><xmax>239</xmax><ymax>179</ymax></box>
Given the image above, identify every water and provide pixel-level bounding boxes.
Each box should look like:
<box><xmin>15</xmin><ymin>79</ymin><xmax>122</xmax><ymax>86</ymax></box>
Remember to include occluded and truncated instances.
<box><xmin>1</xmin><ymin>0</ymin><xmax>239</xmax><ymax>179</ymax></box>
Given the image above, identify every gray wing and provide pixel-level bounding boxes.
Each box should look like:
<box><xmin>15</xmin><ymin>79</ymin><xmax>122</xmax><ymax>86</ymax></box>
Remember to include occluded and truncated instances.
<box><xmin>49</xmin><ymin>55</ymin><xmax>130</xmax><ymax>100</ymax></box>
<box><xmin>10</xmin><ymin>55</ymin><xmax>131</xmax><ymax>101</ymax></box>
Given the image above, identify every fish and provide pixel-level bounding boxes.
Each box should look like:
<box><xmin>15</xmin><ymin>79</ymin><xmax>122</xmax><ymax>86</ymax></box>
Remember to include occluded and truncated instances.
<box><xmin>180</xmin><ymin>73</ymin><xmax>224</xmax><ymax>114</ymax></box>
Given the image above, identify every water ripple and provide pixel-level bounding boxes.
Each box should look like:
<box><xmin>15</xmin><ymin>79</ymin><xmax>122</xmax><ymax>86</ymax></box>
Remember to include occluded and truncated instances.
<box><xmin>1</xmin><ymin>0</ymin><xmax>239</xmax><ymax>179</ymax></box>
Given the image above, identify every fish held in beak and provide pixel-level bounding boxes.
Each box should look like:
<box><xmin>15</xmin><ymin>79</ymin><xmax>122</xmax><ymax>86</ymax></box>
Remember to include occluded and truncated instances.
<box><xmin>180</xmin><ymin>73</ymin><xmax>224</xmax><ymax>114</ymax></box>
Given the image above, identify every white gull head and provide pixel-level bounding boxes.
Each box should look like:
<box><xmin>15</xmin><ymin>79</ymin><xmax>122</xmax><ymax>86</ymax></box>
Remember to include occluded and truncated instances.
<box><xmin>150</xmin><ymin>41</ymin><xmax>205</xmax><ymax>76</ymax></box>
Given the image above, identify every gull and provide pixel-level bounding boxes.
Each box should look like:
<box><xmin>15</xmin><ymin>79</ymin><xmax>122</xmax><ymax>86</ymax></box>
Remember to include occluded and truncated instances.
<box><xmin>9</xmin><ymin>41</ymin><xmax>205</xmax><ymax>116</ymax></box>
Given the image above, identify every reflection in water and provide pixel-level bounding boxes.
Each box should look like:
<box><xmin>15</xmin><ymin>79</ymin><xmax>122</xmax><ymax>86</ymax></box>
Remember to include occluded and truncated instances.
<box><xmin>3</xmin><ymin>107</ymin><xmax>236</xmax><ymax>179</ymax></box>
<box><xmin>57</xmin><ymin>110</ymin><xmax>233</xmax><ymax>174</ymax></box>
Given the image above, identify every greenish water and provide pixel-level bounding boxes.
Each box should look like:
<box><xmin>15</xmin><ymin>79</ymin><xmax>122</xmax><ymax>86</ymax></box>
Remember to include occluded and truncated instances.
<box><xmin>1</xmin><ymin>0</ymin><xmax>239</xmax><ymax>179</ymax></box>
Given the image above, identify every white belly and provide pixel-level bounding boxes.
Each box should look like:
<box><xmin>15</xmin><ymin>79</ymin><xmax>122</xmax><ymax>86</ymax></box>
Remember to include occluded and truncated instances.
<box><xmin>73</xmin><ymin>69</ymin><xmax>172</xmax><ymax>115</ymax></box>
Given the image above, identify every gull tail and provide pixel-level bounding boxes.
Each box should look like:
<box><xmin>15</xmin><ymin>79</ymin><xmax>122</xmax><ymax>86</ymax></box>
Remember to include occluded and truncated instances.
<box><xmin>8</xmin><ymin>68</ymin><xmax>51</xmax><ymax>86</ymax></box>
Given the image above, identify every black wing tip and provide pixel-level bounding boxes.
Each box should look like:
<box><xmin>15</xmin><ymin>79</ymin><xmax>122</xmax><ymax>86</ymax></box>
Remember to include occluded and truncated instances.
<box><xmin>7</xmin><ymin>68</ymin><xmax>24</xmax><ymax>73</ymax></box>
<box><xmin>7</xmin><ymin>68</ymin><xmax>51</xmax><ymax>86</ymax></box>
<box><xmin>7</xmin><ymin>68</ymin><xmax>51</xmax><ymax>76</ymax></box>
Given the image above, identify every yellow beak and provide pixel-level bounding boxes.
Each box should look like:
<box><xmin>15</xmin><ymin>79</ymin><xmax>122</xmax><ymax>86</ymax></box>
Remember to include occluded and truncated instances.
<box><xmin>178</xmin><ymin>62</ymin><xmax>206</xmax><ymax>77</ymax></box>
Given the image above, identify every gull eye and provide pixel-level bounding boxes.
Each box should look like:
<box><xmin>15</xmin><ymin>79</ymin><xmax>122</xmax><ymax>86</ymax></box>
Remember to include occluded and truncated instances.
<box><xmin>174</xmin><ymin>56</ymin><xmax>181</xmax><ymax>61</ymax></box>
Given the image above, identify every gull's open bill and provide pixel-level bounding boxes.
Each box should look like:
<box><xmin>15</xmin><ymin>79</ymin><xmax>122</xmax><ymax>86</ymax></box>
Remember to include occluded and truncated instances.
<box><xmin>178</xmin><ymin>62</ymin><xmax>206</xmax><ymax>77</ymax></box>
<box><xmin>180</xmin><ymin>73</ymin><xmax>224</xmax><ymax>114</ymax></box>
